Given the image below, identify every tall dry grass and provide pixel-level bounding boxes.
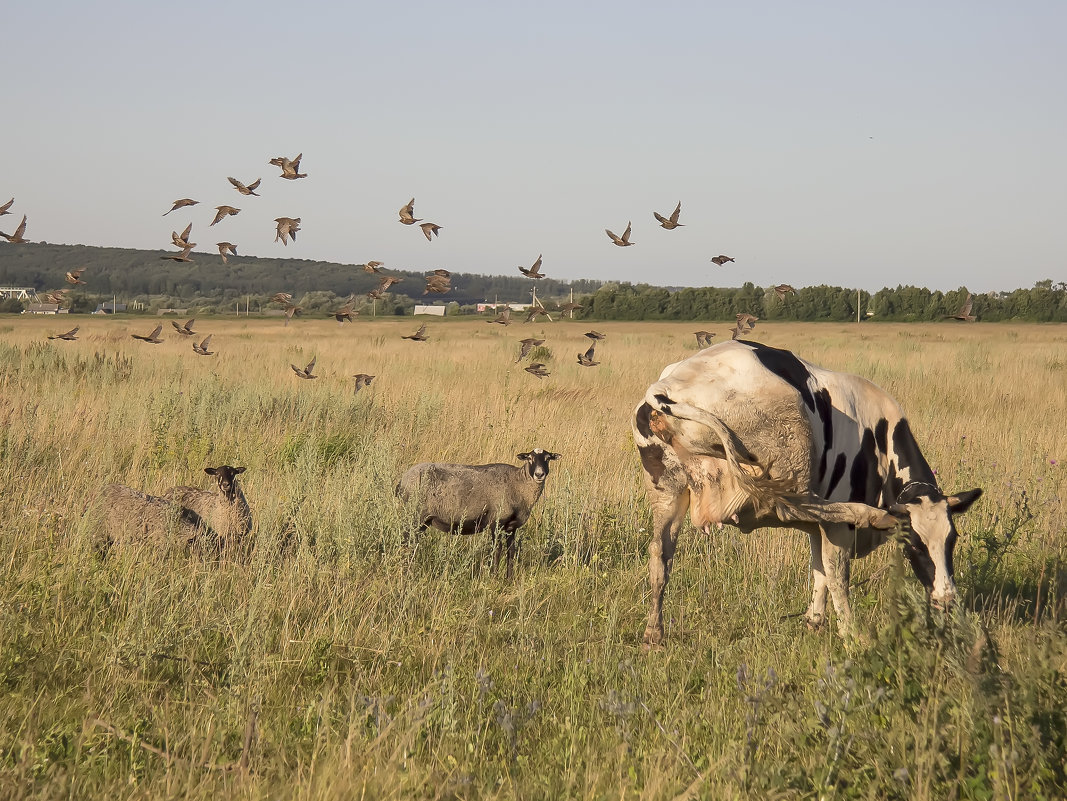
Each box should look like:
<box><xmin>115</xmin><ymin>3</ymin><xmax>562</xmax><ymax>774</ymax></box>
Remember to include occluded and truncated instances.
<box><xmin>0</xmin><ymin>314</ymin><xmax>1064</xmax><ymax>800</ymax></box>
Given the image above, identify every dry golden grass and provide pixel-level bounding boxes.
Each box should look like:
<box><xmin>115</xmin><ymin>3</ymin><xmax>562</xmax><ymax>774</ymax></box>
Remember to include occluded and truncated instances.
<box><xmin>1</xmin><ymin>314</ymin><xmax>1065</xmax><ymax>799</ymax></box>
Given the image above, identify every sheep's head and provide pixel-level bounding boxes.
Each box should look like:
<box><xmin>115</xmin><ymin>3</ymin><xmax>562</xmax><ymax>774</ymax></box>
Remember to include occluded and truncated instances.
<box><xmin>205</xmin><ymin>465</ymin><xmax>246</xmax><ymax>500</ymax></box>
<box><xmin>517</xmin><ymin>449</ymin><xmax>560</xmax><ymax>482</ymax></box>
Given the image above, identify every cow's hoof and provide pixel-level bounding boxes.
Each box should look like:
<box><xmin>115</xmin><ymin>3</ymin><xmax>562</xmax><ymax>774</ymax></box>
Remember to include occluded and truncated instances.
<box><xmin>642</xmin><ymin>628</ymin><xmax>665</xmax><ymax>651</ymax></box>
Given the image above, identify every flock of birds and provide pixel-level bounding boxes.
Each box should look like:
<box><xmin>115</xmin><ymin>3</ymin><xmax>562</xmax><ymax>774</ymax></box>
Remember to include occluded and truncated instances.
<box><xmin>5</xmin><ymin>156</ymin><xmax>981</xmax><ymax>394</ymax></box>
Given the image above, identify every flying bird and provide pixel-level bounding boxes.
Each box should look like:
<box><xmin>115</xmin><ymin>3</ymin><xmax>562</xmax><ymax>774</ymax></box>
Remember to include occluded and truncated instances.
<box><xmin>0</xmin><ymin>215</ymin><xmax>28</xmax><ymax>243</ymax></box>
<box><xmin>217</xmin><ymin>242</ymin><xmax>237</xmax><ymax>263</ymax></box>
<box><xmin>163</xmin><ymin>198</ymin><xmax>198</xmax><ymax>216</ymax></box>
<box><xmin>694</xmin><ymin>331</ymin><xmax>715</xmax><ymax>347</ymax></box>
<box><xmin>331</xmin><ymin>297</ymin><xmax>357</xmax><ymax>323</ymax></box>
<box><xmin>353</xmin><ymin>374</ymin><xmax>375</xmax><ymax>393</ymax></box>
<box><xmin>42</xmin><ymin>289</ymin><xmax>70</xmax><ymax>306</ymax></box>
<box><xmin>377</xmin><ymin>275</ymin><xmax>403</xmax><ymax>292</ymax></box>
<box><xmin>192</xmin><ymin>335</ymin><xmax>214</xmax><ymax>356</ymax></box>
<box><xmin>65</xmin><ymin>268</ymin><xmax>87</xmax><ymax>285</ymax></box>
<box><xmin>524</xmin><ymin>363</ymin><xmax>550</xmax><ymax>379</ymax></box>
<box><xmin>282</xmin><ymin>303</ymin><xmax>302</xmax><ymax>326</ymax></box>
<box><xmin>402</xmin><ymin>324</ymin><xmax>429</xmax><ymax>342</ymax></box>
<box><xmin>171</xmin><ymin>318</ymin><xmax>196</xmax><ymax>336</ymax></box>
<box><xmin>398</xmin><ymin>198</ymin><xmax>421</xmax><ymax>225</ymax></box>
<box><xmin>419</xmin><ymin>222</ymin><xmax>443</xmax><ymax>241</ymax></box>
<box><xmin>131</xmin><ymin>324</ymin><xmax>164</xmax><ymax>344</ymax></box>
<box><xmin>270</xmin><ymin>153</ymin><xmax>306</xmax><ymax>179</ymax></box>
<box><xmin>605</xmin><ymin>222</ymin><xmax>634</xmax><ymax>247</ymax></box>
<box><xmin>577</xmin><ymin>342</ymin><xmax>600</xmax><ymax>367</ymax></box>
<box><xmin>274</xmin><ymin>217</ymin><xmax>301</xmax><ymax>245</ymax></box>
<box><xmin>424</xmin><ymin>269</ymin><xmax>451</xmax><ymax>294</ymax></box>
<box><xmin>584</xmin><ymin>330</ymin><xmax>605</xmax><ymax>341</ymax></box>
<box><xmin>653</xmin><ymin>202</ymin><xmax>683</xmax><ymax>230</ymax></box>
<box><xmin>47</xmin><ymin>326</ymin><xmax>79</xmax><ymax>341</ymax></box>
<box><xmin>557</xmin><ymin>302</ymin><xmax>583</xmax><ymax>314</ymax></box>
<box><xmin>489</xmin><ymin>308</ymin><xmax>511</xmax><ymax>326</ymax></box>
<box><xmin>270</xmin><ymin>292</ymin><xmax>293</xmax><ymax>304</ymax></box>
<box><xmin>519</xmin><ymin>255</ymin><xmax>545</xmax><ymax>279</ymax></box>
<box><xmin>227</xmin><ymin>176</ymin><xmax>261</xmax><ymax>196</ymax></box>
<box><xmin>210</xmin><ymin>205</ymin><xmax>240</xmax><ymax>226</ymax></box>
<box><xmin>945</xmin><ymin>293</ymin><xmax>977</xmax><ymax>322</ymax></box>
<box><xmin>524</xmin><ymin>306</ymin><xmax>553</xmax><ymax>323</ymax></box>
<box><xmin>774</xmin><ymin>284</ymin><xmax>796</xmax><ymax>300</ymax></box>
<box><xmin>363</xmin><ymin>261</ymin><xmax>384</xmax><ymax>273</ymax></box>
<box><xmin>161</xmin><ymin>247</ymin><xmax>194</xmax><ymax>262</ymax></box>
<box><xmin>516</xmin><ymin>338</ymin><xmax>545</xmax><ymax>362</ymax></box>
<box><xmin>711</xmin><ymin>255</ymin><xmax>735</xmax><ymax>266</ymax></box>
<box><xmin>171</xmin><ymin>222</ymin><xmax>194</xmax><ymax>249</ymax></box>
<box><xmin>291</xmin><ymin>357</ymin><xmax>317</xmax><ymax>379</ymax></box>
<box><xmin>730</xmin><ymin>313</ymin><xmax>759</xmax><ymax>340</ymax></box>
<box><xmin>0</xmin><ymin>198</ymin><xmax>13</xmax><ymax>216</ymax></box>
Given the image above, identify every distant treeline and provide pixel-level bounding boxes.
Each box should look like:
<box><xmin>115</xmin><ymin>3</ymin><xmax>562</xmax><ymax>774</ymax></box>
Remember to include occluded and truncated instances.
<box><xmin>0</xmin><ymin>242</ymin><xmax>600</xmax><ymax>313</ymax></box>
<box><xmin>1</xmin><ymin>242</ymin><xmax>1065</xmax><ymax>321</ymax></box>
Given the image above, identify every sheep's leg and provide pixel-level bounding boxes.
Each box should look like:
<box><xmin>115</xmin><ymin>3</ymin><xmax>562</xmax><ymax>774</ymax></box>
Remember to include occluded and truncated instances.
<box><xmin>504</xmin><ymin>529</ymin><xmax>517</xmax><ymax>580</ymax></box>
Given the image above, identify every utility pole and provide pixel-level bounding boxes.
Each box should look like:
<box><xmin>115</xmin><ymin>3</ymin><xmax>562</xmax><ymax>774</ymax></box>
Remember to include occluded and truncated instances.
<box><xmin>856</xmin><ymin>288</ymin><xmax>861</xmax><ymax>323</ymax></box>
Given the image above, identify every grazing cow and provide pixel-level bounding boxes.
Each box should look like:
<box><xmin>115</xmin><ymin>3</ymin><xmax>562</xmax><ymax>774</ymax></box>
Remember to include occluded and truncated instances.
<box><xmin>633</xmin><ymin>340</ymin><xmax>981</xmax><ymax>646</ymax></box>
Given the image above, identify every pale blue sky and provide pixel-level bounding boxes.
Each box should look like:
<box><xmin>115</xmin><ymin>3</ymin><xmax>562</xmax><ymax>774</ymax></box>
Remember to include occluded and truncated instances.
<box><xmin>3</xmin><ymin>1</ymin><xmax>1063</xmax><ymax>292</ymax></box>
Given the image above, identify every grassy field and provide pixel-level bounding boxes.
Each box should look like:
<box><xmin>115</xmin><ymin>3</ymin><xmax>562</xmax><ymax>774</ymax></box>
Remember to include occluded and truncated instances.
<box><xmin>1</xmin><ymin>314</ymin><xmax>1065</xmax><ymax>800</ymax></box>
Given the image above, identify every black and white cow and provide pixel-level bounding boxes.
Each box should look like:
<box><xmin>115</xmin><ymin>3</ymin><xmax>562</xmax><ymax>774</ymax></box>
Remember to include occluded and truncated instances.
<box><xmin>633</xmin><ymin>340</ymin><xmax>982</xmax><ymax>646</ymax></box>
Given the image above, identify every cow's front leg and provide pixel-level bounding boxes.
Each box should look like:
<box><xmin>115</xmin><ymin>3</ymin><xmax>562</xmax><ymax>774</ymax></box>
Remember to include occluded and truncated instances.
<box><xmin>821</xmin><ymin>524</ymin><xmax>855</xmax><ymax>638</ymax></box>
<box><xmin>805</xmin><ymin>529</ymin><xmax>829</xmax><ymax>630</ymax></box>
<box><xmin>644</xmin><ymin>486</ymin><xmax>690</xmax><ymax>649</ymax></box>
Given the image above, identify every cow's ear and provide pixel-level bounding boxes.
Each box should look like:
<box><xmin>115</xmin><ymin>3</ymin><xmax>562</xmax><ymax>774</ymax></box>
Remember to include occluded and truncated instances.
<box><xmin>517</xmin><ymin>452</ymin><xmax>531</xmax><ymax>462</ymax></box>
<box><xmin>947</xmin><ymin>488</ymin><xmax>982</xmax><ymax>514</ymax></box>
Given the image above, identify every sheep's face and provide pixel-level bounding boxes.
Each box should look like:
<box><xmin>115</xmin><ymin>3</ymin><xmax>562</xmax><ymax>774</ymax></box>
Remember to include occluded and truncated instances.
<box><xmin>517</xmin><ymin>449</ymin><xmax>561</xmax><ymax>482</ymax></box>
<box><xmin>205</xmin><ymin>465</ymin><xmax>246</xmax><ymax>499</ymax></box>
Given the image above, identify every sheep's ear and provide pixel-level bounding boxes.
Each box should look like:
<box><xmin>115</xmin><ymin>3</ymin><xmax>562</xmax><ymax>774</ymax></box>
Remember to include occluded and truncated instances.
<box><xmin>232</xmin><ymin>467</ymin><xmax>246</xmax><ymax>475</ymax></box>
<box><xmin>517</xmin><ymin>452</ymin><xmax>531</xmax><ymax>462</ymax></box>
<box><xmin>204</xmin><ymin>467</ymin><xmax>217</xmax><ymax>476</ymax></box>
<box><xmin>947</xmin><ymin>488</ymin><xmax>982</xmax><ymax>514</ymax></box>
<box><xmin>547</xmin><ymin>452</ymin><xmax>561</xmax><ymax>461</ymax></box>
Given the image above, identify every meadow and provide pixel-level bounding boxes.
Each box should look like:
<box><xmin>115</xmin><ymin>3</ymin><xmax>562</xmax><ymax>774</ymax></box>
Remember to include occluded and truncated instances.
<box><xmin>0</xmin><ymin>315</ymin><xmax>1064</xmax><ymax>800</ymax></box>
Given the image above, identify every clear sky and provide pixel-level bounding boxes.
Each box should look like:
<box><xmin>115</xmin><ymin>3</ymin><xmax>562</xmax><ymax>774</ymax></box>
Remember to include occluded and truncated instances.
<box><xmin>3</xmin><ymin>1</ymin><xmax>1063</xmax><ymax>292</ymax></box>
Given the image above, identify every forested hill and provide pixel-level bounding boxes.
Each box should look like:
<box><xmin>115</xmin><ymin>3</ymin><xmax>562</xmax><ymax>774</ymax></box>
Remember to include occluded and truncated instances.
<box><xmin>0</xmin><ymin>241</ymin><xmax>601</xmax><ymax>307</ymax></box>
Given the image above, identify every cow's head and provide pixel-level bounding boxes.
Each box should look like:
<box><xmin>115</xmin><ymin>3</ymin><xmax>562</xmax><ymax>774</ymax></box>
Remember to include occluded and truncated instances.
<box><xmin>889</xmin><ymin>482</ymin><xmax>982</xmax><ymax>607</ymax></box>
<box><xmin>518</xmin><ymin>449</ymin><xmax>561</xmax><ymax>482</ymax></box>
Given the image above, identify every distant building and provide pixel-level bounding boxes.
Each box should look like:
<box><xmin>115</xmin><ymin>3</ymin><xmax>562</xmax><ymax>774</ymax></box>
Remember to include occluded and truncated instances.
<box><xmin>24</xmin><ymin>303</ymin><xmax>68</xmax><ymax>315</ymax></box>
<box><xmin>476</xmin><ymin>302</ymin><xmax>531</xmax><ymax>312</ymax></box>
<box><xmin>93</xmin><ymin>302</ymin><xmax>127</xmax><ymax>314</ymax></box>
<box><xmin>157</xmin><ymin>308</ymin><xmax>189</xmax><ymax>316</ymax></box>
<box><xmin>413</xmin><ymin>305</ymin><xmax>447</xmax><ymax>316</ymax></box>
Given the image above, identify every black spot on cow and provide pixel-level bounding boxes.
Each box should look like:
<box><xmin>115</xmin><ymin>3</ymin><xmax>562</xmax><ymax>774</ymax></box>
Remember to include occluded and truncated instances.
<box><xmin>892</xmin><ymin>419</ymin><xmax>937</xmax><ymax>485</ymax></box>
<box><xmin>902</xmin><ymin>532</ymin><xmax>936</xmax><ymax>590</ymax></box>
<box><xmin>635</xmin><ymin>402</ymin><xmax>654</xmax><ymax>439</ymax></box>
<box><xmin>827</xmin><ymin>453</ymin><xmax>847</xmax><ymax>496</ymax></box>
<box><xmin>848</xmin><ymin>428</ymin><xmax>880</xmax><ymax>505</ymax></box>
<box><xmin>638</xmin><ymin>443</ymin><xmax>667</xmax><ymax>486</ymax></box>
<box><xmin>874</xmin><ymin>418</ymin><xmax>889</xmax><ymax>454</ymax></box>
<box><xmin>813</xmin><ymin>388</ymin><xmax>833</xmax><ymax>480</ymax></box>
<box><xmin>747</xmin><ymin>342</ymin><xmax>816</xmax><ymax>412</ymax></box>
<box><xmin>653</xmin><ymin>393</ymin><xmax>674</xmax><ymax>410</ymax></box>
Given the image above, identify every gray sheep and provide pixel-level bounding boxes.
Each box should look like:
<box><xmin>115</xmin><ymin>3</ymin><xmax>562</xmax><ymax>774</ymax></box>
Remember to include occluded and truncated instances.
<box><xmin>164</xmin><ymin>465</ymin><xmax>252</xmax><ymax>555</ymax></box>
<box><xmin>397</xmin><ymin>448</ymin><xmax>561</xmax><ymax>578</ymax></box>
<box><xmin>96</xmin><ymin>484</ymin><xmax>218</xmax><ymax>555</ymax></box>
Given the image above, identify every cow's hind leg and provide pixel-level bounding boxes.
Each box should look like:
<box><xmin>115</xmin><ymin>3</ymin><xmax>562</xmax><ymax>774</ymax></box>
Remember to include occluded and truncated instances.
<box><xmin>821</xmin><ymin>524</ymin><xmax>855</xmax><ymax>638</ymax></box>
<box><xmin>805</xmin><ymin>529</ymin><xmax>829</xmax><ymax>630</ymax></box>
<box><xmin>643</xmin><ymin>485</ymin><xmax>691</xmax><ymax>649</ymax></box>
